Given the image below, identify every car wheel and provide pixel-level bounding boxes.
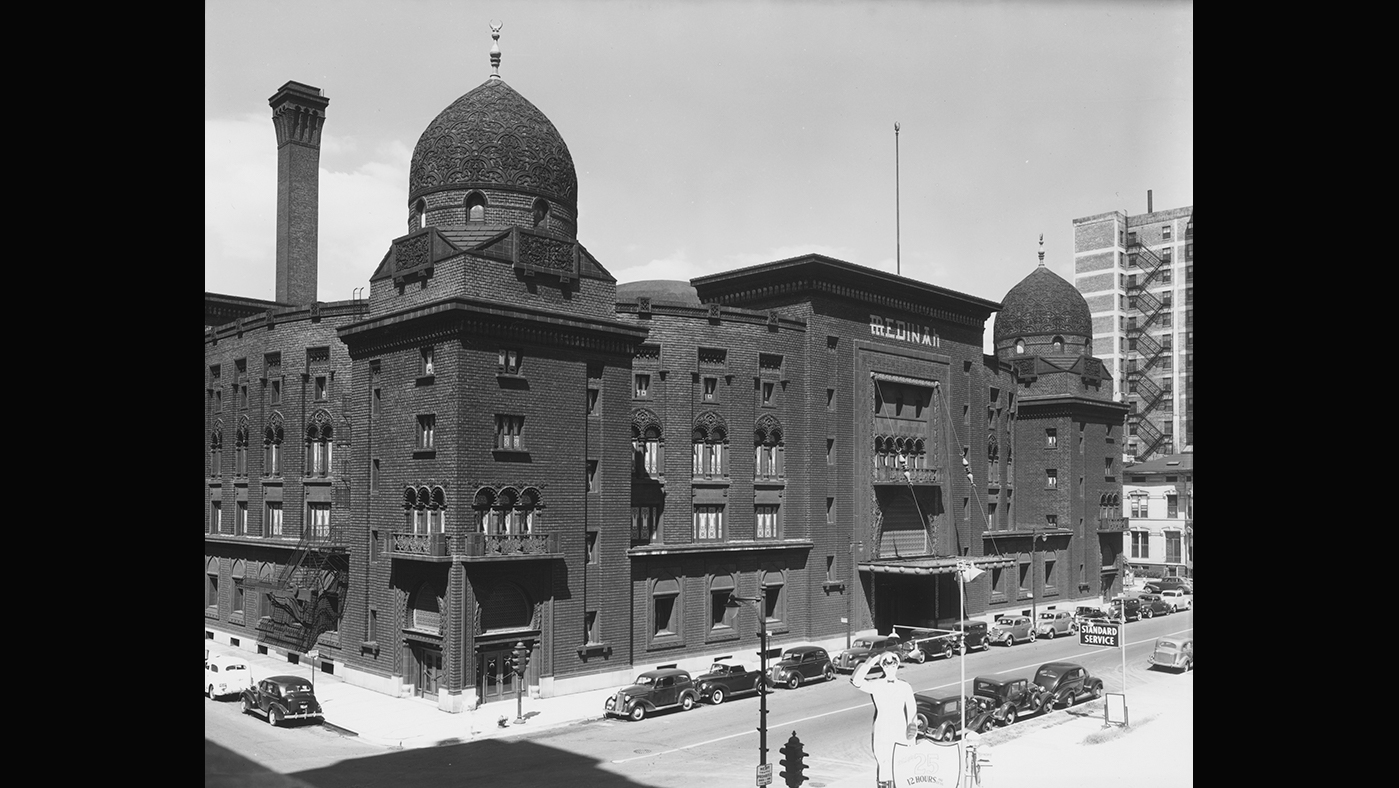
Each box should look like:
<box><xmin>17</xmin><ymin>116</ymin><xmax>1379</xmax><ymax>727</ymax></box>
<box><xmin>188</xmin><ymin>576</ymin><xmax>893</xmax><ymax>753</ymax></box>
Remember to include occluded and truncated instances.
<box><xmin>942</xmin><ymin>645</ymin><xmax>954</xmax><ymax>660</ymax></box>
<box><xmin>823</xmin><ymin>665</ymin><xmax>836</xmax><ymax>682</ymax></box>
<box><xmin>938</xmin><ymin>723</ymin><xmax>955</xmax><ymax>742</ymax></box>
<box><xmin>681</xmin><ymin>694</ymin><xmax>695</xmax><ymax>711</ymax></box>
<box><xmin>1089</xmin><ymin>682</ymin><xmax>1103</xmax><ymax>699</ymax></box>
<box><xmin>269</xmin><ymin>707</ymin><xmax>283</xmax><ymax>727</ymax></box>
<box><xmin>1143</xmin><ymin>609</ymin><xmax>1153</xmax><ymax>619</ymax></box>
<box><xmin>913</xmin><ymin>651</ymin><xmax>925</xmax><ymax>664</ymax></box>
<box><xmin>629</xmin><ymin>704</ymin><xmax>646</xmax><ymax>722</ymax></box>
<box><xmin>787</xmin><ymin>674</ymin><xmax>802</xmax><ymax>690</ymax></box>
<box><xmin>1004</xmin><ymin>707</ymin><xmax>1018</xmax><ymax>725</ymax></box>
<box><xmin>208</xmin><ymin>685</ymin><xmax>217</xmax><ymax>700</ymax></box>
<box><xmin>982</xmin><ymin>640</ymin><xmax>992</xmax><ymax>652</ymax></box>
<box><xmin>957</xmin><ymin>643</ymin><xmax>967</xmax><ymax>656</ymax></box>
<box><xmin>710</xmin><ymin>688</ymin><xmax>725</xmax><ymax>705</ymax></box>
<box><xmin>1028</xmin><ymin>632</ymin><xmax>1036</xmax><ymax>643</ymax></box>
<box><xmin>1044</xmin><ymin>629</ymin><xmax>1054</xmax><ymax>640</ymax></box>
<box><xmin>979</xmin><ymin>717</ymin><xmax>996</xmax><ymax>733</ymax></box>
<box><xmin>916</xmin><ymin>712</ymin><xmax>930</xmax><ymax>736</ymax></box>
<box><xmin>241</xmin><ymin>697</ymin><xmax>252</xmax><ymax>715</ymax></box>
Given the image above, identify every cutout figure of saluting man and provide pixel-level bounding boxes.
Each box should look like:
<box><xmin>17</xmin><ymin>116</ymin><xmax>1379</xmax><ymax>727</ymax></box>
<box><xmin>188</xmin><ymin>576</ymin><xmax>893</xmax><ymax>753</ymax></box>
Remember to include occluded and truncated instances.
<box><xmin>850</xmin><ymin>649</ymin><xmax>918</xmax><ymax>788</ymax></box>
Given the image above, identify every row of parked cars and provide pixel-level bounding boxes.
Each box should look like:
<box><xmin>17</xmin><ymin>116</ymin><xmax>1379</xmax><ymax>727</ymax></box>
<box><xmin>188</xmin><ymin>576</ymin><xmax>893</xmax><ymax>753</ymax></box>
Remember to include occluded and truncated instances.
<box><xmin>913</xmin><ymin>661</ymin><xmax>1106</xmax><ymax>741</ymax></box>
<box><xmin>206</xmin><ymin>649</ymin><xmax>324</xmax><ymax>727</ymax></box>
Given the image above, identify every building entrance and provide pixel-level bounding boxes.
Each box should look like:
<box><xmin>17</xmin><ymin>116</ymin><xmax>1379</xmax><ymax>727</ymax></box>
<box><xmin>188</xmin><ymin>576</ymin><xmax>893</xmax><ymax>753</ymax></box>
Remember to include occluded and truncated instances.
<box><xmin>410</xmin><ymin>644</ymin><xmax>442</xmax><ymax>700</ymax></box>
<box><xmin>476</xmin><ymin>645</ymin><xmax>519</xmax><ymax>704</ymax></box>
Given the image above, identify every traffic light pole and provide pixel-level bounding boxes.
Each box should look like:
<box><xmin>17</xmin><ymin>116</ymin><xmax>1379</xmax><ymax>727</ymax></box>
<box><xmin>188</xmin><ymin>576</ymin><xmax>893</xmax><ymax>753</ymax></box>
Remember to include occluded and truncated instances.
<box><xmin>512</xmin><ymin>640</ymin><xmax>528</xmax><ymax>725</ymax></box>
<box><xmin>728</xmin><ymin>593</ymin><xmax>769</xmax><ymax>781</ymax></box>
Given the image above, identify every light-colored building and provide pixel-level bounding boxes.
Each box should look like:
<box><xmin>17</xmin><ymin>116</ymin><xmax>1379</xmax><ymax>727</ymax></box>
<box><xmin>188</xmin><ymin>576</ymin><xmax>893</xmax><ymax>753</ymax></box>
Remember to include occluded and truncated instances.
<box><xmin>1121</xmin><ymin>453</ymin><xmax>1192</xmax><ymax>580</ymax></box>
<box><xmin>1072</xmin><ymin>196</ymin><xmax>1193</xmax><ymax>462</ymax></box>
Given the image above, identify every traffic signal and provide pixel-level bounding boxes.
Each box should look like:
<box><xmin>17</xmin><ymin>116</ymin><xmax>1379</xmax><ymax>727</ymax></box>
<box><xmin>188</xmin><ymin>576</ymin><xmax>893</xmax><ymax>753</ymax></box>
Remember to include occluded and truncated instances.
<box><xmin>778</xmin><ymin>731</ymin><xmax>808</xmax><ymax>787</ymax></box>
<box><xmin>511</xmin><ymin>641</ymin><xmax>530</xmax><ymax>677</ymax></box>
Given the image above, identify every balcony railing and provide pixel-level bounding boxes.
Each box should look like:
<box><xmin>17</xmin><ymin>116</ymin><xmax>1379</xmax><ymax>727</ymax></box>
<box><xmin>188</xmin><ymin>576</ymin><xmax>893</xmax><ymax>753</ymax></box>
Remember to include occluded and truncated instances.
<box><xmin>872</xmin><ymin>466</ymin><xmax>940</xmax><ymax>484</ymax></box>
<box><xmin>1097</xmin><ymin>517</ymin><xmax>1128</xmax><ymax>532</ymax></box>
<box><xmin>463</xmin><ymin>532</ymin><xmax>559</xmax><ymax>558</ymax></box>
<box><xmin>392</xmin><ymin>531</ymin><xmax>448</xmax><ymax>557</ymax></box>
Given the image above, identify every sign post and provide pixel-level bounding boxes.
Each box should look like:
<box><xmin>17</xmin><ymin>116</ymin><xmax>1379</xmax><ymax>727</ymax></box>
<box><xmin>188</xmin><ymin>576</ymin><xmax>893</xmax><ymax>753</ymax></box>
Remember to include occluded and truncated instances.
<box><xmin>757</xmin><ymin>763</ymin><xmax>772</xmax><ymax>786</ymax></box>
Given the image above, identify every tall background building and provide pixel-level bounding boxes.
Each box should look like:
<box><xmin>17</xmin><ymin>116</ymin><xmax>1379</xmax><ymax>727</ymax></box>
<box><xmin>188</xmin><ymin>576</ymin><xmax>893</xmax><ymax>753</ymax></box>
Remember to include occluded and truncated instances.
<box><xmin>1072</xmin><ymin>194</ymin><xmax>1193</xmax><ymax>462</ymax></box>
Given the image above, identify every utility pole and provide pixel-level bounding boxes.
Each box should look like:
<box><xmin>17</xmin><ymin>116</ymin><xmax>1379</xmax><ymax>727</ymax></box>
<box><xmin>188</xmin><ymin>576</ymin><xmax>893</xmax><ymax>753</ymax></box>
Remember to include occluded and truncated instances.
<box><xmin>894</xmin><ymin>122</ymin><xmax>901</xmax><ymax>276</ymax></box>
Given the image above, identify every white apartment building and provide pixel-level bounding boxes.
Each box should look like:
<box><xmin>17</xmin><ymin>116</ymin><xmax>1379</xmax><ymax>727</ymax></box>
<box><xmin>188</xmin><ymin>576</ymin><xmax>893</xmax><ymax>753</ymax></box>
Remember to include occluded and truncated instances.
<box><xmin>1120</xmin><ymin>453</ymin><xmax>1193</xmax><ymax>579</ymax></box>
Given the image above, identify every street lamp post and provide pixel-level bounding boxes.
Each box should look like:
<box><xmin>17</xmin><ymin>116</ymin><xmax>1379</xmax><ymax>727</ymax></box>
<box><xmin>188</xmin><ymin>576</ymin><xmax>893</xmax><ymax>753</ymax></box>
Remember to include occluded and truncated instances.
<box><xmin>728</xmin><ymin>591</ymin><xmax>769</xmax><ymax>775</ymax></box>
<box><xmin>846</xmin><ymin>541</ymin><xmax>863</xmax><ymax>649</ymax></box>
<box><xmin>955</xmin><ymin>560</ymin><xmax>983</xmax><ymax>737</ymax></box>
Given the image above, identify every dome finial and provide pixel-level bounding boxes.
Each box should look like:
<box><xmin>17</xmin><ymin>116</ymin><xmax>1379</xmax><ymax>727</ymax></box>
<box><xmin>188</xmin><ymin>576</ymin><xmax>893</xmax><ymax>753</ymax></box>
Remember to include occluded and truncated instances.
<box><xmin>489</xmin><ymin>21</ymin><xmax>503</xmax><ymax>79</ymax></box>
<box><xmin>1037</xmin><ymin>233</ymin><xmax>1045</xmax><ymax>267</ymax></box>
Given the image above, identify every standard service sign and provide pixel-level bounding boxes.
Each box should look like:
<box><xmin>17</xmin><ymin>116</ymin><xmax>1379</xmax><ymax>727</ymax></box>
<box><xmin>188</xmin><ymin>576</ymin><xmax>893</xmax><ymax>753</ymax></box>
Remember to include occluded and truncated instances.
<box><xmin>1079</xmin><ymin>621</ymin><xmax>1120</xmax><ymax>648</ymax></box>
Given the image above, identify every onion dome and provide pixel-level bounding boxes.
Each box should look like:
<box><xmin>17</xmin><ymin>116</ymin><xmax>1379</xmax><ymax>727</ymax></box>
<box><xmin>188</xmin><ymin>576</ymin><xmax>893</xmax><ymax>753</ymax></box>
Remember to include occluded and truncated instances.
<box><xmin>994</xmin><ymin>236</ymin><xmax>1093</xmax><ymax>357</ymax></box>
<box><xmin>408</xmin><ymin>78</ymin><xmax>578</xmax><ymax>211</ymax></box>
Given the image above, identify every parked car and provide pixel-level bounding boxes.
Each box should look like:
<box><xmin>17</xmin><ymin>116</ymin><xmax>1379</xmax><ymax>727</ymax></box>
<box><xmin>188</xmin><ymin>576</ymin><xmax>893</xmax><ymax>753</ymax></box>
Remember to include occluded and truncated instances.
<box><xmin>1073</xmin><ymin>605</ymin><xmax>1109</xmax><ymax>628</ymax></box>
<box><xmin>1034</xmin><ymin>611</ymin><xmax>1077</xmax><ymax>639</ymax></box>
<box><xmin>1136</xmin><ymin>593</ymin><xmax>1174</xmax><ymax>618</ymax></box>
<box><xmin>769</xmin><ymin>645</ymin><xmax>836</xmax><ymax>689</ymax></box>
<box><xmin>604</xmin><ymin>668</ymin><xmax>699</xmax><ymax>721</ymax></box>
<box><xmin>1030</xmin><ymin>662</ymin><xmax>1104</xmax><ymax>709</ymax></box>
<box><xmin>833</xmin><ymin>634</ymin><xmax>904</xmax><ymax>672</ymax></box>
<box><xmin>989</xmin><ymin>615</ymin><xmax>1036</xmax><ymax>646</ymax></box>
<box><xmin>1144</xmin><ymin>577</ymin><xmax>1192</xmax><ymax>594</ymax></box>
<box><xmin>1106</xmin><ymin>597</ymin><xmax>1142</xmax><ymax>622</ymax></box>
<box><xmin>966</xmin><ymin>676</ymin><xmax>1046</xmax><ymax>730</ymax></box>
<box><xmin>952</xmin><ymin>620</ymin><xmax>992</xmax><ymax>653</ymax></box>
<box><xmin>694</xmin><ymin>660</ymin><xmax>768</xmax><ymax>704</ymax></box>
<box><xmin>1159</xmin><ymin>589</ymin><xmax>1192</xmax><ymax>611</ymax></box>
<box><xmin>241</xmin><ymin>675</ymin><xmax>323</xmax><ymax>727</ymax></box>
<box><xmin>913</xmin><ymin>691</ymin><xmax>965</xmax><ymax>742</ymax></box>
<box><xmin>1147</xmin><ymin>637</ymin><xmax>1194</xmax><ymax>672</ymax></box>
<box><xmin>206</xmin><ymin>653</ymin><xmax>254</xmax><ymax>699</ymax></box>
<box><xmin>898</xmin><ymin>628</ymin><xmax>958</xmax><ymax>663</ymax></box>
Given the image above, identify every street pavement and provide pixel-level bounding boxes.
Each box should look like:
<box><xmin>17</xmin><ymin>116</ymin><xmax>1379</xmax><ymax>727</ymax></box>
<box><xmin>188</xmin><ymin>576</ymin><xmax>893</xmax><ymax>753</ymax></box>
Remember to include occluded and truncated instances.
<box><xmin>207</xmin><ymin>583</ymin><xmax>1191</xmax><ymax>787</ymax></box>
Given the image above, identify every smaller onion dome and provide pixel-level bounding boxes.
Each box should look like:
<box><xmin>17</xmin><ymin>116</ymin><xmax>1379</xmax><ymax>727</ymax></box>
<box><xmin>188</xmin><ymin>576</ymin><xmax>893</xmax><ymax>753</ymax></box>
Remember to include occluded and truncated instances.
<box><xmin>994</xmin><ymin>237</ymin><xmax>1093</xmax><ymax>357</ymax></box>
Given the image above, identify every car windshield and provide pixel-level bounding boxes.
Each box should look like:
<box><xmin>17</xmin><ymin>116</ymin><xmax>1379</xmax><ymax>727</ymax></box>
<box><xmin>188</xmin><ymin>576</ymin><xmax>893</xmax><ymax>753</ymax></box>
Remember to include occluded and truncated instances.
<box><xmin>853</xmin><ymin>639</ymin><xmax>874</xmax><ymax>648</ymax></box>
<box><xmin>1034</xmin><ymin>666</ymin><xmax>1063</xmax><ymax>684</ymax></box>
<box><xmin>634</xmin><ymin>675</ymin><xmax>655</xmax><ymax>686</ymax></box>
<box><xmin>225</xmin><ymin>664</ymin><xmax>247</xmax><ymax>671</ymax></box>
<box><xmin>709</xmin><ymin>664</ymin><xmax>730</xmax><ymax>674</ymax></box>
<box><xmin>1038</xmin><ymin>613</ymin><xmax>1055</xmax><ymax>620</ymax></box>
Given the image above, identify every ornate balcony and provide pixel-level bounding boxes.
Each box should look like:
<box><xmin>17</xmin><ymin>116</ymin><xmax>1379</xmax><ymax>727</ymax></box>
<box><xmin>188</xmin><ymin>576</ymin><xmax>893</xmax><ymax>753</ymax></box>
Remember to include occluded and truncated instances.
<box><xmin>391</xmin><ymin>531</ymin><xmax>448</xmax><ymax>558</ymax></box>
<box><xmin>462</xmin><ymin>532</ymin><xmax>560</xmax><ymax>560</ymax></box>
<box><xmin>1097</xmin><ymin>517</ymin><xmax>1128</xmax><ymax>533</ymax></box>
<box><xmin>872</xmin><ymin>466</ymin><xmax>940</xmax><ymax>485</ymax></box>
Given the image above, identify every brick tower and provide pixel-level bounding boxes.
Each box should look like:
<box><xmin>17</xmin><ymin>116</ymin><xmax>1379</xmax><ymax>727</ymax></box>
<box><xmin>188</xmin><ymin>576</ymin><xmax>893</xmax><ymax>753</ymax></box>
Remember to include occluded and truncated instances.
<box><xmin>269</xmin><ymin>81</ymin><xmax>329</xmax><ymax>305</ymax></box>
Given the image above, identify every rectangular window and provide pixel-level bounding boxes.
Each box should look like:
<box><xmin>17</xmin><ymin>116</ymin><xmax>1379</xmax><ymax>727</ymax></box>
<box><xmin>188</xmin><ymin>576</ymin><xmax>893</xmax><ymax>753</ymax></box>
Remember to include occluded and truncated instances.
<box><xmin>654</xmin><ymin>593</ymin><xmax>677</xmax><ymax>637</ymax></box>
<box><xmin>314</xmin><ymin>375</ymin><xmax>328</xmax><ymax>401</ymax></box>
<box><xmin>1165</xmin><ymin>532</ymin><xmax>1182</xmax><ymax>563</ymax></box>
<box><xmin>368</xmin><ymin>608</ymin><xmax>378</xmax><ymax>643</ymax></box>
<box><xmin>755</xmin><ymin>504</ymin><xmax>780</xmax><ymax>539</ymax></box>
<box><xmin>1045</xmin><ymin>428</ymin><xmax>1057</xmax><ymax>448</ymax></box>
<box><xmin>586</xmin><ymin>530</ymin><xmax>599</xmax><ymax>564</ymax></box>
<box><xmin>826</xmin><ymin>497</ymin><xmax>834</xmax><ymax>523</ymax></box>
<box><xmin>710</xmin><ymin>589</ymin><xmax>737</xmax><ymax>631</ymax></box>
<box><xmin>632</xmin><ymin>506</ymin><xmax>660</xmax><ymax>543</ymax></box>
<box><xmin>1018</xmin><ymin>563</ymin><xmax>1031</xmax><ymax>597</ymax></box>
<box><xmin>1131</xmin><ymin>496</ymin><xmax>1147</xmax><ymax>518</ymax></box>
<box><xmin>1162</xmin><ymin>246</ymin><xmax>1173</xmax><ymax>263</ymax></box>
<box><xmin>826</xmin><ymin>556</ymin><xmax>836</xmax><ymax>583</ymax></box>
<box><xmin>417</xmin><ymin>415</ymin><xmax>435</xmax><ymax>450</ymax></box>
<box><xmin>495</xmin><ymin>415</ymin><xmax>523</xmax><ymax>451</ymax></box>
<box><xmin>499</xmin><ymin>348</ymin><xmax>522</xmax><ymax>375</ymax></box>
<box><xmin>239</xmin><ymin>384</ymin><xmax>249</xmax><ymax>409</ymax></box>
<box><xmin>1162</xmin><ymin>225</ymin><xmax>1172</xmax><ymax>240</ymax></box>
<box><xmin>1045</xmin><ymin>514</ymin><xmax>1058</xmax><ymax>528</ymax></box>
<box><xmin>826</xmin><ymin>438</ymin><xmax>834</xmax><ymax>465</ymax></box>
<box><xmin>1167</xmin><ymin>495</ymin><xmax>1179</xmax><ymax>518</ymax></box>
<box><xmin>761</xmin><ymin>381</ymin><xmax>775</xmax><ymax>405</ymax></box>
<box><xmin>587</xmin><ymin>460</ymin><xmax>599</xmax><ymax>493</ymax></box>
<box><xmin>236</xmin><ymin>501</ymin><xmax>248</xmax><ymax>535</ymax></box>
<box><xmin>703</xmin><ymin>377</ymin><xmax>717</xmax><ymax>400</ymax></box>
<box><xmin>693</xmin><ymin>505</ymin><xmax>724</xmax><ymax>540</ymax></box>
<box><xmin>372</xmin><ymin>387</ymin><xmax>381</xmax><ymax>416</ymax></box>
<box><xmin>1131</xmin><ymin>531</ymin><xmax>1149</xmax><ymax>559</ymax></box>
<box><xmin>210</xmin><ymin>501</ymin><xmax>222</xmax><ymax>533</ymax></box>
<box><xmin>585</xmin><ymin>611</ymin><xmax>601</xmax><ymax>644</ymax></box>
<box><xmin>1046</xmin><ymin>469</ymin><xmax>1058</xmax><ymax>489</ymax></box>
<box><xmin>265</xmin><ymin>502</ymin><xmax>283</xmax><ymax>537</ymax></box>
<box><xmin>421</xmin><ymin>347</ymin><xmax>435</xmax><ymax>377</ymax></box>
<box><xmin>308</xmin><ymin>503</ymin><xmax>331</xmax><ymax>540</ymax></box>
<box><xmin>587</xmin><ymin>387</ymin><xmax>599</xmax><ymax>415</ymax></box>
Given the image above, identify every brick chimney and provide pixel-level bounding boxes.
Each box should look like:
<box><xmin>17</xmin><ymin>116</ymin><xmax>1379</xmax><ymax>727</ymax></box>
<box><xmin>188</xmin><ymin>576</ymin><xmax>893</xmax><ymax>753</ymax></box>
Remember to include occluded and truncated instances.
<box><xmin>269</xmin><ymin>82</ymin><xmax>329</xmax><ymax>305</ymax></box>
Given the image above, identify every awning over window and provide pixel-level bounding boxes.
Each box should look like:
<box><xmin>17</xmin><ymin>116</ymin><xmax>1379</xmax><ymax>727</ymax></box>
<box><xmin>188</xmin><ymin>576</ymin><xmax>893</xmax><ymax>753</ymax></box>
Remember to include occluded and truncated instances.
<box><xmin>858</xmin><ymin>555</ymin><xmax>1015</xmax><ymax>576</ymax></box>
<box><xmin>871</xmin><ymin>372</ymin><xmax>940</xmax><ymax>389</ymax></box>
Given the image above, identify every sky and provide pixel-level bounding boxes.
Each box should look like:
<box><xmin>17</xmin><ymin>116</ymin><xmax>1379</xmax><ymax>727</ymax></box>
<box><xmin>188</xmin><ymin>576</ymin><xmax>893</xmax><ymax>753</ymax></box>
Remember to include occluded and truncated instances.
<box><xmin>206</xmin><ymin>0</ymin><xmax>1192</xmax><ymax>352</ymax></box>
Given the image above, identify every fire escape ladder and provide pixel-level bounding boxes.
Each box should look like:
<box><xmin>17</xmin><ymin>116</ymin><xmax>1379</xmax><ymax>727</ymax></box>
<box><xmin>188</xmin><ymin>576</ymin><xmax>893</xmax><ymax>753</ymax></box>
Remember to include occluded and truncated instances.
<box><xmin>257</xmin><ymin>481</ymin><xmax>351</xmax><ymax>654</ymax></box>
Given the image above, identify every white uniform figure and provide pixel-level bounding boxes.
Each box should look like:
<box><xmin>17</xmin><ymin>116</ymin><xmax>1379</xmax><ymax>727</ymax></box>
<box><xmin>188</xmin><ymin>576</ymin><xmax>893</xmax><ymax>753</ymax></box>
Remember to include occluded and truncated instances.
<box><xmin>850</xmin><ymin>650</ymin><xmax>918</xmax><ymax>788</ymax></box>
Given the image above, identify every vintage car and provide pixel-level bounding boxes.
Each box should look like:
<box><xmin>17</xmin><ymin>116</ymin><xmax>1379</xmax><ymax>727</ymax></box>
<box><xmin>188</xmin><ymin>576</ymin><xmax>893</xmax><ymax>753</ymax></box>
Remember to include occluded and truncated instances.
<box><xmin>952</xmin><ymin>620</ymin><xmax>992</xmax><ymax>653</ymax></box>
<box><xmin>769</xmin><ymin>645</ymin><xmax>836</xmax><ymax>689</ymax></box>
<box><xmin>833</xmin><ymin>634</ymin><xmax>904</xmax><ymax>672</ymax></box>
<box><xmin>1159</xmin><ymin>589</ymin><xmax>1192</xmax><ymax>611</ymax></box>
<box><xmin>913</xmin><ymin>691</ymin><xmax>965</xmax><ymax>742</ymax></box>
<box><xmin>989</xmin><ymin>615</ymin><xmax>1036</xmax><ymax>646</ymax></box>
<box><xmin>240</xmin><ymin>675</ymin><xmax>323</xmax><ymax>727</ymax></box>
<box><xmin>206</xmin><ymin>653</ymin><xmax>254</xmax><ymax>699</ymax></box>
<box><xmin>1034</xmin><ymin>611</ymin><xmax>1077</xmax><ymax>639</ymax></box>
<box><xmin>1136</xmin><ymin>593</ymin><xmax>1174</xmax><ymax>618</ymax></box>
<box><xmin>1147</xmin><ymin>637</ymin><xmax>1194</xmax><ymax>672</ymax></box>
<box><xmin>604</xmin><ymin>668</ymin><xmax>699</xmax><ymax>721</ymax></box>
<box><xmin>693</xmin><ymin>660</ymin><xmax>768</xmax><ymax>704</ymax></box>
<box><xmin>966</xmin><ymin>675</ymin><xmax>1046</xmax><ymax>730</ymax></box>
<box><xmin>1106</xmin><ymin>597</ymin><xmax>1142</xmax><ymax>622</ymax></box>
<box><xmin>1144</xmin><ymin>577</ymin><xmax>1192</xmax><ymax>595</ymax></box>
<box><xmin>897</xmin><ymin>628</ymin><xmax>958</xmax><ymax>663</ymax></box>
<box><xmin>1031</xmin><ymin>662</ymin><xmax>1105</xmax><ymax>709</ymax></box>
<box><xmin>1073</xmin><ymin>605</ymin><xmax>1109</xmax><ymax>627</ymax></box>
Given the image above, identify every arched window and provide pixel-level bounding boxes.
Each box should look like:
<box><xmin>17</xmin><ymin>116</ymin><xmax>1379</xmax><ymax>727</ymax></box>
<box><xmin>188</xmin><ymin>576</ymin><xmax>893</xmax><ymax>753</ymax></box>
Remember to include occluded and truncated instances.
<box><xmin>231</xmin><ymin>560</ymin><xmax>246</xmax><ymax>617</ymax></box>
<box><xmin>632</xmin><ymin>409</ymin><xmax>664</xmax><ymax>478</ymax></box>
<box><xmin>692</xmin><ymin>412</ymin><xmax>728</xmax><ymax>478</ymax></box>
<box><xmin>264</xmin><ymin>414</ymin><xmax>284</xmax><ymax>477</ymax></box>
<box><xmin>481</xmin><ymin>582</ymin><xmax>532</xmax><ymax>632</ymax></box>
<box><xmin>474</xmin><ymin>488</ymin><xmax>497</xmax><ymax>533</ymax></box>
<box><xmin>532</xmin><ymin>198</ymin><xmax>549</xmax><ymax>228</ymax></box>
<box><xmin>210</xmin><ymin>421</ymin><xmax>224</xmax><ymax>477</ymax></box>
<box><xmin>762</xmin><ymin>569</ymin><xmax>787</xmax><ymax>627</ymax></box>
<box><xmin>235</xmin><ymin>418</ymin><xmax>250</xmax><ymax>478</ymax></box>
<box><xmin>1052</xmin><ymin>336</ymin><xmax>1065</xmax><ymax>353</ymax></box>
<box><xmin>404</xmin><ymin>486</ymin><xmax>447</xmax><ymax>534</ymax></box>
<box><xmin>754</xmin><ymin>416</ymin><xmax>784</xmax><ymax>479</ymax></box>
<box><xmin>305</xmin><ymin>411</ymin><xmax>333</xmax><ymax>477</ymax></box>
<box><xmin>410</xmin><ymin>581</ymin><xmax>441</xmax><ymax>633</ymax></box>
<box><xmin>206</xmin><ymin>557</ymin><xmax>220</xmax><ymax>610</ymax></box>
<box><xmin>414</xmin><ymin>198</ymin><xmax>427</xmax><ymax>229</ymax></box>
<box><xmin>1015</xmin><ymin>338</ymin><xmax>1026</xmax><ymax>355</ymax></box>
<box><xmin>466</xmin><ymin>192</ymin><xmax>486</xmax><ymax>223</ymax></box>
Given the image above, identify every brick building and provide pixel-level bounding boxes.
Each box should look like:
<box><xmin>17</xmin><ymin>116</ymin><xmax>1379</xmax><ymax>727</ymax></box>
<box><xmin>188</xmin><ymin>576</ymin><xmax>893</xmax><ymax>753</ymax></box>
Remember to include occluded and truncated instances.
<box><xmin>205</xmin><ymin>41</ymin><xmax>1129</xmax><ymax>710</ymax></box>
<box><xmin>1072</xmin><ymin>195</ymin><xmax>1194</xmax><ymax>462</ymax></box>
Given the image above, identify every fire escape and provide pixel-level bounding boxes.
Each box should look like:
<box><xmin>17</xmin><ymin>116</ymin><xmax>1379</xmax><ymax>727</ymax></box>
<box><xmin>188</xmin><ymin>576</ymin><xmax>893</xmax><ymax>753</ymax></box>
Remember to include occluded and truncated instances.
<box><xmin>256</xmin><ymin>465</ymin><xmax>351</xmax><ymax>655</ymax></box>
<box><xmin>1124</xmin><ymin>232</ymin><xmax>1172</xmax><ymax>460</ymax></box>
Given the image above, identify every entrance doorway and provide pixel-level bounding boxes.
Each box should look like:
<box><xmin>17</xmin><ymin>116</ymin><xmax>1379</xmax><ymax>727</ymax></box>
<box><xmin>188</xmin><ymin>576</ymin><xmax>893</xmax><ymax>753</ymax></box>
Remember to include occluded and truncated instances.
<box><xmin>411</xmin><ymin>644</ymin><xmax>442</xmax><ymax>700</ymax></box>
<box><xmin>476</xmin><ymin>645</ymin><xmax>519</xmax><ymax>705</ymax></box>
